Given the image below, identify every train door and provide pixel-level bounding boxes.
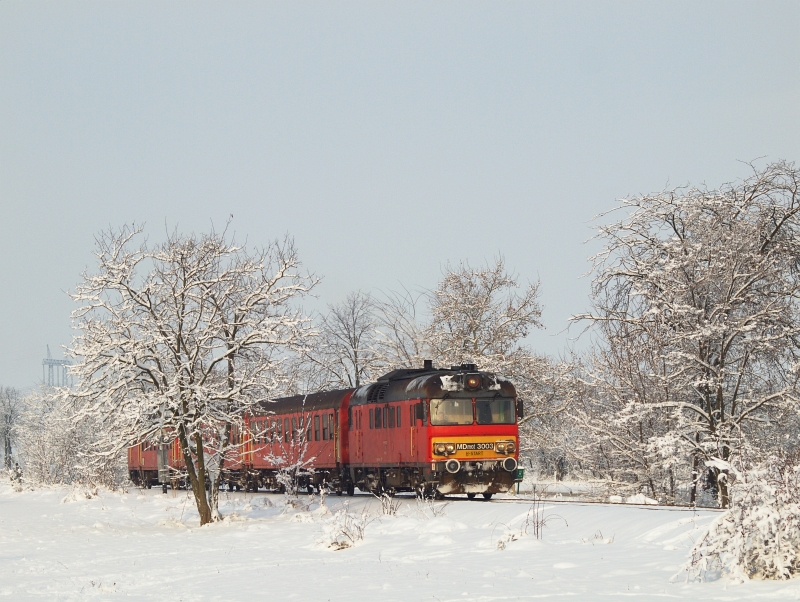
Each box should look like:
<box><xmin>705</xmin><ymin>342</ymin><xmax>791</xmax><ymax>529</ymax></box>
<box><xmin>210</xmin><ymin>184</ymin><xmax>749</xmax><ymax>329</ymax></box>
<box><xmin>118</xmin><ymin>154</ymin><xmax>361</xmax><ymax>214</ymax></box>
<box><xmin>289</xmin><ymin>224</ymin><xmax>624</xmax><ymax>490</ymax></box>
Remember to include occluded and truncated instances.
<box><xmin>334</xmin><ymin>410</ymin><xmax>340</xmax><ymax>465</ymax></box>
<box><xmin>410</xmin><ymin>403</ymin><xmax>416</xmax><ymax>459</ymax></box>
<box><xmin>356</xmin><ymin>409</ymin><xmax>364</xmax><ymax>463</ymax></box>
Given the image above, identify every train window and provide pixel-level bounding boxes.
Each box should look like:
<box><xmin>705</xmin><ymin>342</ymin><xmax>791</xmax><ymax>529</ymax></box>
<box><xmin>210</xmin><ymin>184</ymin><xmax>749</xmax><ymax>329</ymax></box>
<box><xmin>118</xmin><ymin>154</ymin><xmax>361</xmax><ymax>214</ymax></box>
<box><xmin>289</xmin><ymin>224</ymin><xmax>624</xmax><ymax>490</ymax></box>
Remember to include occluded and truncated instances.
<box><xmin>284</xmin><ymin>418</ymin><xmax>290</xmax><ymax>442</ymax></box>
<box><xmin>322</xmin><ymin>414</ymin><xmax>328</xmax><ymax>440</ymax></box>
<box><xmin>388</xmin><ymin>406</ymin><xmax>395</xmax><ymax>428</ymax></box>
<box><xmin>397</xmin><ymin>406</ymin><xmax>401</xmax><ymax>428</ymax></box>
<box><xmin>329</xmin><ymin>413</ymin><xmax>335</xmax><ymax>440</ymax></box>
<box><xmin>314</xmin><ymin>415</ymin><xmax>321</xmax><ymax>441</ymax></box>
<box><xmin>369</xmin><ymin>409</ymin><xmax>374</xmax><ymax>429</ymax></box>
<box><xmin>410</xmin><ymin>406</ymin><xmax>414</xmax><ymax>426</ymax></box>
<box><xmin>306</xmin><ymin>417</ymin><xmax>312</xmax><ymax>442</ymax></box>
<box><xmin>430</xmin><ymin>399</ymin><xmax>474</xmax><ymax>426</ymax></box>
<box><xmin>375</xmin><ymin>407</ymin><xmax>382</xmax><ymax>429</ymax></box>
<box><xmin>476</xmin><ymin>398</ymin><xmax>516</xmax><ymax>424</ymax></box>
<box><xmin>383</xmin><ymin>407</ymin><xmax>388</xmax><ymax>428</ymax></box>
<box><xmin>348</xmin><ymin>407</ymin><xmax>353</xmax><ymax>429</ymax></box>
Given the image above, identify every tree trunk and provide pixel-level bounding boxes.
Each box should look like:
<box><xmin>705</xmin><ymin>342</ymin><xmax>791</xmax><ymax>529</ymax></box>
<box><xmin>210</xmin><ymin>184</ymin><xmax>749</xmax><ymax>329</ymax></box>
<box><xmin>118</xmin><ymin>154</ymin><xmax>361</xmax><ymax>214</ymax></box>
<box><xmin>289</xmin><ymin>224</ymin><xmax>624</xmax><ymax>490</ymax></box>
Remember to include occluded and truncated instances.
<box><xmin>209</xmin><ymin>422</ymin><xmax>231</xmax><ymax>521</ymax></box>
<box><xmin>177</xmin><ymin>423</ymin><xmax>213</xmax><ymax>525</ymax></box>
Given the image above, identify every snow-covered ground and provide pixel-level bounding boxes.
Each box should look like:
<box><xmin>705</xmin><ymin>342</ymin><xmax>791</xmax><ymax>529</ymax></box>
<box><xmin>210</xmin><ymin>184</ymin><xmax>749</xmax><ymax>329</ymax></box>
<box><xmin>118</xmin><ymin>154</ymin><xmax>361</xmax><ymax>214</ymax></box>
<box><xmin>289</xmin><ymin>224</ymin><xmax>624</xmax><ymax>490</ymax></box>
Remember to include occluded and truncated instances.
<box><xmin>0</xmin><ymin>481</ymin><xmax>796</xmax><ymax>601</ymax></box>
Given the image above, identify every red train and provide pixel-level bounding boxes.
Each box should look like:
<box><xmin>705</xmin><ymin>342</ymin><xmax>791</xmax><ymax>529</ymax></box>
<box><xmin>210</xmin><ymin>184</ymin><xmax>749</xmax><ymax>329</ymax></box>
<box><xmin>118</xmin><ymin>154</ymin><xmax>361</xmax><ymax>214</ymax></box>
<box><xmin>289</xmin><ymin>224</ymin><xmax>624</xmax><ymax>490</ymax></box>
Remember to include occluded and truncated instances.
<box><xmin>129</xmin><ymin>362</ymin><xmax>522</xmax><ymax>499</ymax></box>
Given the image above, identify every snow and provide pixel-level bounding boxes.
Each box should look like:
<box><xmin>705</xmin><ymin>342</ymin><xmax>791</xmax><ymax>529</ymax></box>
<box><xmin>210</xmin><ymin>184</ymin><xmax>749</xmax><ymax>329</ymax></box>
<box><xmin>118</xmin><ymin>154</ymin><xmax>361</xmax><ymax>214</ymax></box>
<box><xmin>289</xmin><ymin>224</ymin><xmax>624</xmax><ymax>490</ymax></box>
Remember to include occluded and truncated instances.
<box><xmin>1</xmin><ymin>481</ymin><xmax>797</xmax><ymax>600</ymax></box>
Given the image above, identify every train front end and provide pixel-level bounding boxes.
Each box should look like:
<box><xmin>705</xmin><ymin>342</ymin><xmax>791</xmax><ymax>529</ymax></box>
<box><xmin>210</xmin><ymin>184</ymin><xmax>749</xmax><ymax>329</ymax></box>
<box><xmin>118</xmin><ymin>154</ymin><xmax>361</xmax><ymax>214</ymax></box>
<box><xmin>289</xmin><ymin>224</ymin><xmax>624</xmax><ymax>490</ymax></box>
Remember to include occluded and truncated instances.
<box><xmin>423</xmin><ymin>367</ymin><xmax>521</xmax><ymax>497</ymax></box>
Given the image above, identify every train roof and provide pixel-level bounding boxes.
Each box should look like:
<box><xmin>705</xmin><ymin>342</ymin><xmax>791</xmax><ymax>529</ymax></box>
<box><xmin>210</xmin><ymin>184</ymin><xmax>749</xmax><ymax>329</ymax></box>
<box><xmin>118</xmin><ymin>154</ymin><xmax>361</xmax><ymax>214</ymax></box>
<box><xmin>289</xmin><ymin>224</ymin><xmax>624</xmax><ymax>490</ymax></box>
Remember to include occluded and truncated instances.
<box><xmin>254</xmin><ymin>389</ymin><xmax>353</xmax><ymax>415</ymax></box>
<box><xmin>252</xmin><ymin>364</ymin><xmax>516</xmax><ymax>415</ymax></box>
<box><xmin>350</xmin><ymin>363</ymin><xmax>516</xmax><ymax>406</ymax></box>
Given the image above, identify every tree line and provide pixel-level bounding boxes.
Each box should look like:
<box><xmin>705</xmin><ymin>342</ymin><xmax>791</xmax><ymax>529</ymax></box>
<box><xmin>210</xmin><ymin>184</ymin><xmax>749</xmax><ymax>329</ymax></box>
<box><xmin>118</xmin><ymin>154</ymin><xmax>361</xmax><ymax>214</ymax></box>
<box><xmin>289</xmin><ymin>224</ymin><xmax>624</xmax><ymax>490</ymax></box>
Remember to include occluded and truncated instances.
<box><xmin>2</xmin><ymin>160</ymin><xmax>798</xmax><ymax>523</ymax></box>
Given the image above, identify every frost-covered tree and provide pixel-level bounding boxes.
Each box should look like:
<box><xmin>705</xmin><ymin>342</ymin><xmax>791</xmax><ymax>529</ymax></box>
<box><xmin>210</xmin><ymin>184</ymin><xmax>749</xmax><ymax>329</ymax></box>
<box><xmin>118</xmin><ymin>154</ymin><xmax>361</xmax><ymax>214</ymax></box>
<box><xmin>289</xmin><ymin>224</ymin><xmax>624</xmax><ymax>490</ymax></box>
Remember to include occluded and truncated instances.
<box><xmin>68</xmin><ymin>225</ymin><xmax>316</xmax><ymax>524</ymax></box>
<box><xmin>427</xmin><ymin>257</ymin><xmax>543</xmax><ymax>372</ymax></box>
<box><xmin>13</xmin><ymin>386</ymin><xmax>123</xmax><ymax>487</ymax></box>
<box><xmin>372</xmin><ymin>288</ymin><xmax>431</xmax><ymax>371</ymax></box>
<box><xmin>302</xmin><ymin>291</ymin><xmax>379</xmax><ymax>390</ymax></box>
<box><xmin>577</xmin><ymin>161</ymin><xmax>800</xmax><ymax>507</ymax></box>
<box><xmin>0</xmin><ymin>386</ymin><xmax>21</xmax><ymax>469</ymax></box>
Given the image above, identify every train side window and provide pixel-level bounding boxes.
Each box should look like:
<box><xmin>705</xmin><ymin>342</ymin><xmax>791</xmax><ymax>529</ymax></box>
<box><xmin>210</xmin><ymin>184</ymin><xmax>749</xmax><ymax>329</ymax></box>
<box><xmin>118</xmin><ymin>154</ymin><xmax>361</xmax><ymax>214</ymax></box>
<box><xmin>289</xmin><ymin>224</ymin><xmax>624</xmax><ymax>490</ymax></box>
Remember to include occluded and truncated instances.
<box><xmin>329</xmin><ymin>413</ymin><xmax>335</xmax><ymax>439</ymax></box>
<box><xmin>397</xmin><ymin>406</ymin><xmax>401</xmax><ymax>428</ymax></box>
<box><xmin>410</xmin><ymin>406</ymin><xmax>414</xmax><ymax>426</ymax></box>
<box><xmin>358</xmin><ymin>409</ymin><xmax>362</xmax><ymax>430</ymax></box>
<box><xmin>369</xmin><ymin>408</ymin><xmax>374</xmax><ymax>429</ymax></box>
<box><xmin>314</xmin><ymin>415</ymin><xmax>321</xmax><ymax>441</ymax></box>
<box><xmin>375</xmin><ymin>407</ymin><xmax>382</xmax><ymax>429</ymax></box>
<box><xmin>348</xmin><ymin>407</ymin><xmax>352</xmax><ymax>429</ymax></box>
<box><xmin>322</xmin><ymin>414</ymin><xmax>328</xmax><ymax>440</ymax></box>
<box><xmin>388</xmin><ymin>405</ymin><xmax>395</xmax><ymax>428</ymax></box>
<box><xmin>306</xmin><ymin>416</ymin><xmax>312</xmax><ymax>442</ymax></box>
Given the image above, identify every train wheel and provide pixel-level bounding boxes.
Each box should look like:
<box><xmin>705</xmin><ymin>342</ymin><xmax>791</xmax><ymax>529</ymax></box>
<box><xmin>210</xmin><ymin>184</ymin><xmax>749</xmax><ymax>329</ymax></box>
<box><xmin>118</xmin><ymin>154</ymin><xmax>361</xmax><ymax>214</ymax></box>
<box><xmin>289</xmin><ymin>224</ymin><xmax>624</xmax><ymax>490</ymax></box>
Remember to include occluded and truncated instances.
<box><xmin>482</xmin><ymin>492</ymin><xmax>493</xmax><ymax>500</ymax></box>
<box><xmin>467</xmin><ymin>493</ymin><xmax>476</xmax><ymax>500</ymax></box>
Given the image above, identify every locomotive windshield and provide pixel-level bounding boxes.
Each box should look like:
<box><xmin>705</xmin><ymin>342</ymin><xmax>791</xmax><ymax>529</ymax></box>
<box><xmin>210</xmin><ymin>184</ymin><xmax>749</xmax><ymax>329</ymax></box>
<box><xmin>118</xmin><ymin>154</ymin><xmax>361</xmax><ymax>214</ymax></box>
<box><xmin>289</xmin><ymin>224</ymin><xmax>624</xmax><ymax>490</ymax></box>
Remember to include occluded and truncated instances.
<box><xmin>430</xmin><ymin>398</ymin><xmax>474</xmax><ymax>425</ymax></box>
<box><xmin>429</xmin><ymin>397</ymin><xmax>517</xmax><ymax>425</ymax></box>
<box><xmin>476</xmin><ymin>398</ymin><xmax>516</xmax><ymax>424</ymax></box>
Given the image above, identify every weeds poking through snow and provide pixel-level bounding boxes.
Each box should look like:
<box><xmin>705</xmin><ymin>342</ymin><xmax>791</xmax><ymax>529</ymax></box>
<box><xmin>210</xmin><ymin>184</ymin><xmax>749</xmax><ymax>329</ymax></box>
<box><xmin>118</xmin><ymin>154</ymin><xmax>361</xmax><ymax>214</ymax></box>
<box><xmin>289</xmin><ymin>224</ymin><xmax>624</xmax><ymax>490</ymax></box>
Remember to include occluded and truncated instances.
<box><xmin>582</xmin><ymin>530</ymin><xmax>614</xmax><ymax>545</ymax></box>
<box><xmin>374</xmin><ymin>492</ymin><xmax>401</xmax><ymax>516</ymax></box>
<box><xmin>495</xmin><ymin>494</ymin><xmax>568</xmax><ymax>549</ymax></box>
<box><xmin>320</xmin><ymin>502</ymin><xmax>374</xmax><ymax>550</ymax></box>
<box><xmin>521</xmin><ymin>494</ymin><xmax>567</xmax><ymax>540</ymax></box>
<box><xmin>414</xmin><ymin>495</ymin><xmax>450</xmax><ymax>519</ymax></box>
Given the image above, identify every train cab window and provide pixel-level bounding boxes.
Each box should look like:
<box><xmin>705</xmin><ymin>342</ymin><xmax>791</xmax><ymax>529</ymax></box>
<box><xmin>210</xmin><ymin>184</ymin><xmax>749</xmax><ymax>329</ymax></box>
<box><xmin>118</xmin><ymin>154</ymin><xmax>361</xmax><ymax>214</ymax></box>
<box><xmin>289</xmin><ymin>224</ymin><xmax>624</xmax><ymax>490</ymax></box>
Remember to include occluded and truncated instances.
<box><xmin>369</xmin><ymin>409</ymin><xmax>374</xmax><ymax>429</ymax></box>
<box><xmin>410</xmin><ymin>406</ymin><xmax>415</xmax><ymax>426</ymax></box>
<box><xmin>396</xmin><ymin>406</ymin><xmax>401</xmax><ymax>428</ymax></box>
<box><xmin>430</xmin><ymin>399</ymin><xmax>474</xmax><ymax>426</ymax></box>
<box><xmin>476</xmin><ymin>398</ymin><xmax>516</xmax><ymax>424</ymax></box>
<box><xmin>314</xmin><ymin>415</ymin><xmax>320</xmax><ymax>441</ymax></box>
<box><xmin>388</xmin><ymin>406</ymin><xmax>395</xmax><ymax>428</ymax></box>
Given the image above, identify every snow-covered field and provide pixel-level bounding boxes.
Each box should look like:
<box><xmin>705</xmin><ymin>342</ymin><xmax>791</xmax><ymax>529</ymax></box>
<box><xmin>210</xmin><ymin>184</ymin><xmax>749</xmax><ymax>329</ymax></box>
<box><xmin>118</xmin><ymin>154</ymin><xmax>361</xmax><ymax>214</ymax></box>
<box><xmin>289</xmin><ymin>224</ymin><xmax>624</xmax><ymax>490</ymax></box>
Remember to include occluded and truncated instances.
<box><xmin>0</xmin><ymin>481</ymin><xmax>796</xmax><ymax>601</ymax></box>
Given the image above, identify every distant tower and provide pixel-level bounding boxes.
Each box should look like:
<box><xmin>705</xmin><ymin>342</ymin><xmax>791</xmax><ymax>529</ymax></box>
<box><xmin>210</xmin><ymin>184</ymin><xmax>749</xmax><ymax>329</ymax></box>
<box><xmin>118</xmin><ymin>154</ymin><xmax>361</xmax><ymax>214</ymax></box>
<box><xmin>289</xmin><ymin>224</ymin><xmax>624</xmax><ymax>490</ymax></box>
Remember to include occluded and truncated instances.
<box><xmin>42</xmin><ymin>345</ymin><xmax>72</xmax><ymax>387</ymax></box>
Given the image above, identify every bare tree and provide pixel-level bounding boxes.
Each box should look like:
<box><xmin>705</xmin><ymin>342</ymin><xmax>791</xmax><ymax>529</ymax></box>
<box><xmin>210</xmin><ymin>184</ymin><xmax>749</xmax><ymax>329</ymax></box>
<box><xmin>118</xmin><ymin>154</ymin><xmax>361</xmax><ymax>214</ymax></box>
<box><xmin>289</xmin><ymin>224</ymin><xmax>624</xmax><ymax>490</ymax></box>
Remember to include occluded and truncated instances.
<box><xmin>576</xmin><ymin>161</ymin><xmax>800</xmax><ymax>507</ymax></box>
<box><xmin>0</xmin><ymin>386</ymin><xmax>21</xmax><ymax>469</ymax></box>
<box><xmin>303</xmin><ymin>291</ymin><xmax>378</xmax><ymax>390</ymax></box>
<box><xmin>372</xmin><ymin>287</ymin><xmax>431</xmax><ymax>371</ymax></box>
<box><xmin>68</xmin><ymin>225</ymin><xmax>316</xmax><ymax>524</ymax></box>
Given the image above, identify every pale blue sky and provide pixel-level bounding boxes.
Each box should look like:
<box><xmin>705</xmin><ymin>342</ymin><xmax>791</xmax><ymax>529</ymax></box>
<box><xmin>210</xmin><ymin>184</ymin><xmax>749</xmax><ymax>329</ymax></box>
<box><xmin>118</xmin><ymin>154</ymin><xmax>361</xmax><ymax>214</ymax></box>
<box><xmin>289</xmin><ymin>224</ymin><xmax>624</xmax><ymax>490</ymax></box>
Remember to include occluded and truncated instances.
<box><xmin>1</xmin><ymin>1</ymin><xmax>799</xmax><ymax>388</ymax></box>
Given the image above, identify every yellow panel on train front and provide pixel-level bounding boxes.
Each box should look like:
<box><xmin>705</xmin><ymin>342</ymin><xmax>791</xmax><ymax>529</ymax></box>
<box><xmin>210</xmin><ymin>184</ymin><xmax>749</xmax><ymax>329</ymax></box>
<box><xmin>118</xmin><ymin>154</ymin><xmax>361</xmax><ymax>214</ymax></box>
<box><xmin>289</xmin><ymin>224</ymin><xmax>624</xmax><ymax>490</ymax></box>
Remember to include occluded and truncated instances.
<box><xmin>430</xmin><ymin>436</ymin><xmax>517</xmax><ymax>460</ymax></box>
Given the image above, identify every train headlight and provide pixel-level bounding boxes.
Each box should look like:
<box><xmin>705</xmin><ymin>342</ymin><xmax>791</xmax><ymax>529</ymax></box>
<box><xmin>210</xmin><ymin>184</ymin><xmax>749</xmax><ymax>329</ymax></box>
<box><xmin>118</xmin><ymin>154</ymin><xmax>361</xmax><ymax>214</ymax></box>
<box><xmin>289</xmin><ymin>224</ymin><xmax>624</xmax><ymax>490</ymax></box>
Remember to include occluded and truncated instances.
<box><xmin>502</xmin><ymin>457</ymin><xmax>517</xmax><ymax>472</ymax></box>
<box><xmin>445</xmin><ymin>443</ymin><xmax>456</xmax><ymax>454</ymax></box>
<box><xmin>445</xmin><ymin>459</ymin><xmax>461</xmax><ymax>474</ymax></box>
<box><xmin>507</xmin><ymin>441</ymin><xmax>516</xmax><ymax>454</ymax></box>
<box><xmin>434</xmin><ymin>443</ymin><xmax>447</xmax><ymax>455</ymax></box>
<box><xmin>465</xmin><ymin>374</ymin><xmax>482</xmax><ymax>390</ymax></box>
<box><xmin>495</xmin><ymin>442</ymin><xmax>507</xmax><ymax>454</ymax></box>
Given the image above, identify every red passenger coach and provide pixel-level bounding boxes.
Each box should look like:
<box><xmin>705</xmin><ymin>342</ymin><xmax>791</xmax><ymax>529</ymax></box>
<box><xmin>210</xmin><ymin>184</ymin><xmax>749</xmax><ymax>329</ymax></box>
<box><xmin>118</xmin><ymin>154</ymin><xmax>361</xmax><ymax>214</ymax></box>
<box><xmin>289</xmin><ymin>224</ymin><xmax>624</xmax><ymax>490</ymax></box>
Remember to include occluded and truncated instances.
<box><xmin>243</xmin><ymin>389</ymin><xmax>353</xmax><ymax>493</ymax></box>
